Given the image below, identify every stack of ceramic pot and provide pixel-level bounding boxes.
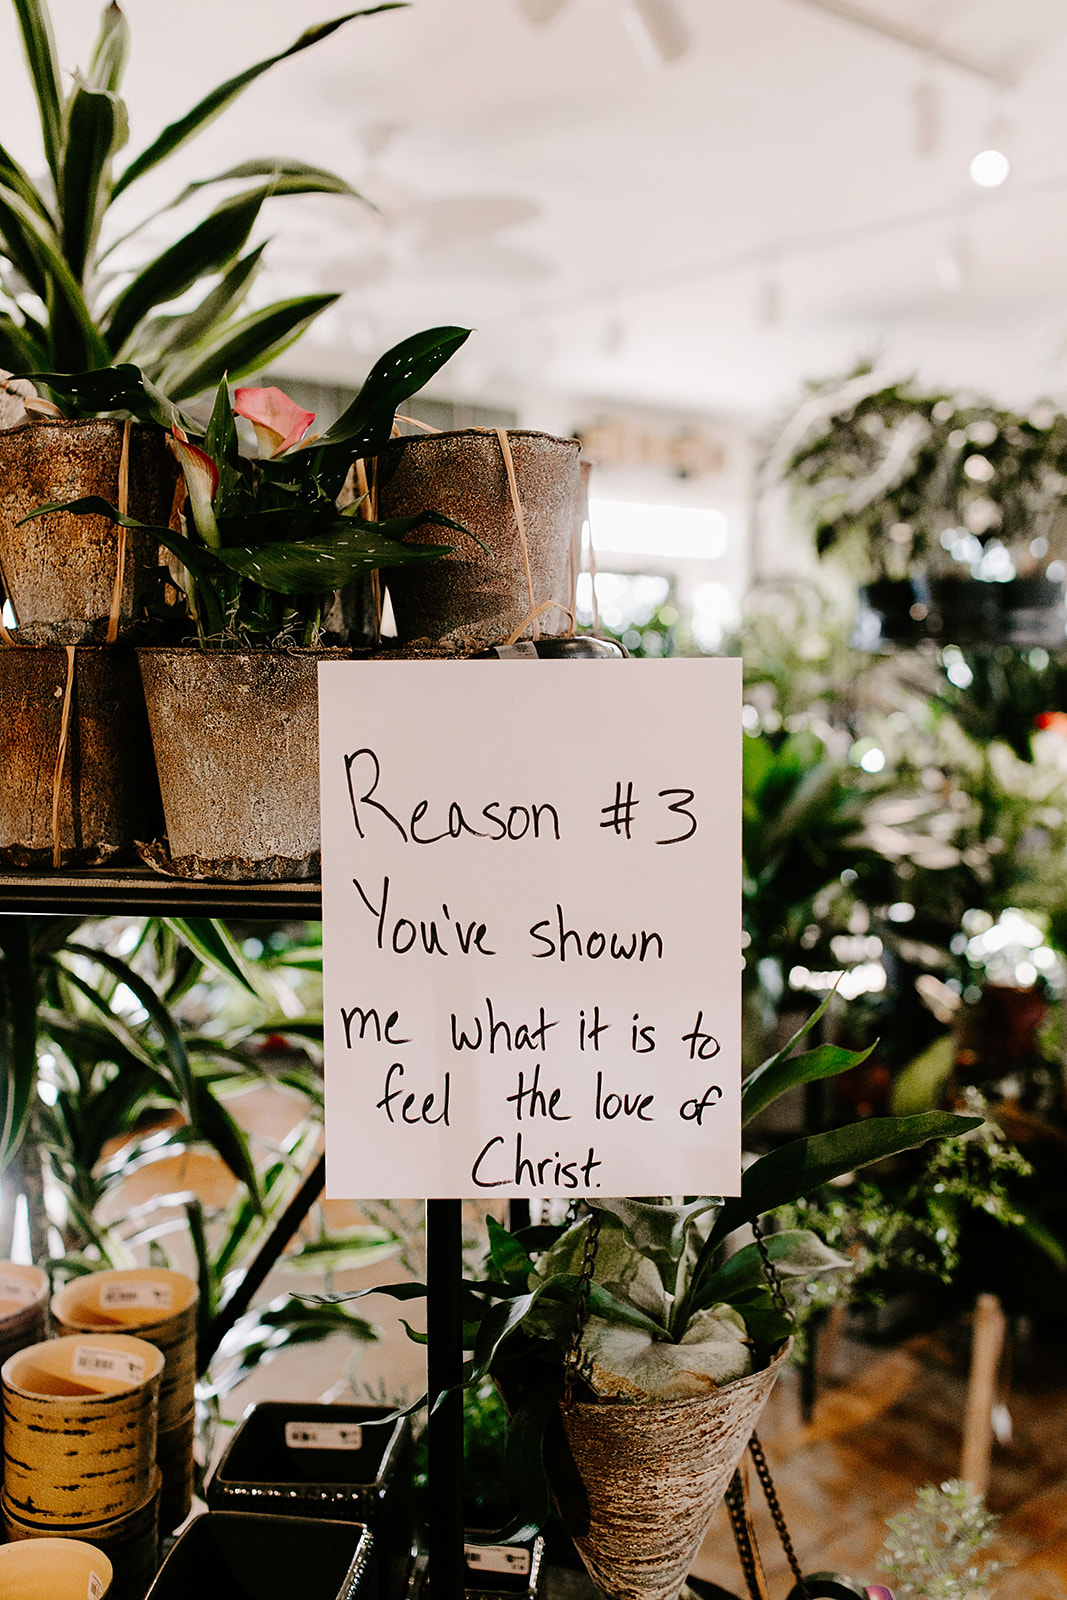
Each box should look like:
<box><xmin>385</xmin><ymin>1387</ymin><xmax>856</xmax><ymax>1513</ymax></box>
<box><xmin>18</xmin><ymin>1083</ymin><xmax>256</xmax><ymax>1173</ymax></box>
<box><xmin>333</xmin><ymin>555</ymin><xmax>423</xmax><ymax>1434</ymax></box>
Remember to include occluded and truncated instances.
<box><xmin>0</xmin><ymin>417</ymin><xmax>174</xmax><ymax>867</ymax></box>
<box><xmin>1</xmin><ymin>1332</ymin><xmax>163</xmax><ymax>1600</ymax></box>
<box><xmin>51</xmin><ymin>1268</ymin><xmax>199</xmax><ymax>1535</ymax></box>
<box><xmin>0</xmin><ymin>1262</ymin><xmax>49</xmax><ymax>1368</ymax></box>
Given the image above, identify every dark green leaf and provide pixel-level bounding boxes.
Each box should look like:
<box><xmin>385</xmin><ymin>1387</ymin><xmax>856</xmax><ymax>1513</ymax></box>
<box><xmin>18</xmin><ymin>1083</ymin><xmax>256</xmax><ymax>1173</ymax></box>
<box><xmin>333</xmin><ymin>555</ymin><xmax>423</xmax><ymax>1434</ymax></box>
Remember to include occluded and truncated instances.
<box><xmin>215</xmin><ymin>517</ymin><xmax>454</xmax><ymax>594</ymax></box>
<box><xmin>169</xmin><ymin>159</ymin><xmax>367</xmax><ymax>209</ymax></box>
<box><xmin>316</xmin><ymin>324</ymin><xmax>471</xmax><ymax>454</ymax></box>
<box><xmin>25</xmin><ymin>364</ymin><xmax>194</xmax><ymax>429</ymax></box>
<box><xmin>298</xmin><ymin>1280</ymin><xmax>428</xmax><ymax>1306</ymax></box>
<box><xmin>486</xmin><ymin>1213</ymin><xmax>535</xmax><ymax>1288</ymax></box>
<box><xmin>163</xmin><ymin>293</ymin><xmax>339</xmax><ymax>401</ymax></box>
<box><xmin>0</xmin><ymin>922</ymin><xmax>38</xmax><ymax>1168</ymax></box>
<box><xmin>692</xmin><ymin>1229</ymin><xmax>848</xmax><ymax>1310</ymax></box>
<box><xmin>113</xmin><ymin>7</ymin><xmax>406</xmax><ymax>197</ymax></box>
<box><xmin>11</xmin><ymin>0</ymin><xmax>63</xmax><ymax>184</ymax></box>
<box><xmin>60</xmin><ymin>941</ymin><xmax>196</xmax><ymax>1111</ymax></box>
<box><xmin>15</xmin><ymin>496</ymin><xmax>218</xmax><ymax>581</ymax></box>
<box><xmin>105</xmin><ymin>188</ymin><xmax>269</xmax><ymax>355</ymax></box>
<box><xmin>164</xmin><ymin>918</ymin><xmax>260</xmax><ymax>998</ymax></box>
<box><xmin>709</xmin><ymin>1113</ymin><xmax>984</xmax><ymax>1247</ymax></box>
<box><xmin>153</xmin><ymin>243</ymin><xmax>266</xmax><ymax>359</ymax></box>
<box><xmin>60</xmin><ymin>81</ymin><xmax>128</xmax><ymax>278</ymax></box>
<box><xmin>194</xmin><ymin>1083</ymin><xmax>261</xmax><ymax>1206</ymax></box>
<box><xmin>741</xmin><ymin>1041</ymin><xmax>876</xmax><ymax>1126</ymax></box>
<box><xmin>0</xmin><ymin>183</ymin><xmax>108</xmax><ymax>365</ymax></box>
<box><xmin>0</xmin><ymin>312</ymin><xmax>45</xmax><ymax>375</ymax></box>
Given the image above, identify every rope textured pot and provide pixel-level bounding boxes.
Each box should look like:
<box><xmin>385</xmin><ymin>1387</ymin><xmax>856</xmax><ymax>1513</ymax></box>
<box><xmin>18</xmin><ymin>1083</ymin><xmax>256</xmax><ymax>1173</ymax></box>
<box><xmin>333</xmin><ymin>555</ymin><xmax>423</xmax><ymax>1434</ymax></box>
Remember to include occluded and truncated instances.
<box><xmin>0</xmin><ymin>421</ymin><xmax>178</xmax><ymax>644</ymax></box>
<box><xmin>0</xmin><ymin>645</ymin><xmax>163</xmax><ymax>867</ymax></box>
<box><xmin>136</xmin><ymin>648</ymin><xmax>350</xmax><ymax>882</ymax></box>
<box><xmin>549</xmin><ymin>1340</ymin><xmax>791</xmax><ymax>1600</ymax></box>
<box><xmin>377</xmin><ymin>429</ymin><xmax>581</xmax><ymax>649</ymax></box>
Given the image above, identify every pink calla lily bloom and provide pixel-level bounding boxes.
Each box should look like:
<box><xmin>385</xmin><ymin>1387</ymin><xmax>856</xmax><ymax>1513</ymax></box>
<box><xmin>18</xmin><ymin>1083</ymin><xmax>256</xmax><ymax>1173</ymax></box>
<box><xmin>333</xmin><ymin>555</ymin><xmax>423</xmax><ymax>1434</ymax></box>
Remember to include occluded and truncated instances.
<box><xmin>866</xmin><ymin>1588</ymin><xmax>895</xmax><ymax>1599</ymax></box>
<box><xmin>234</xmin><ymin>386</ymin><xmax>315</xmax><ymax>458</ymax></box>
<box><xmin>170</xmin><ymin>427</ymin><xmax>221</xmax><ymax>550</ymax></box>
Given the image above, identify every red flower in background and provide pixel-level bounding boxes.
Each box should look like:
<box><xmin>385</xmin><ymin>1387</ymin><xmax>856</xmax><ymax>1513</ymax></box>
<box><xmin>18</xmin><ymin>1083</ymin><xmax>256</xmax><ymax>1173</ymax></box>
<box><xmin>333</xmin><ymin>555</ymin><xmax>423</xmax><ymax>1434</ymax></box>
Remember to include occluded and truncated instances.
<box><xmin>1035</xmin><ymin>712</ymin><xmax>1067</xmax><ymax>737</ymax></box>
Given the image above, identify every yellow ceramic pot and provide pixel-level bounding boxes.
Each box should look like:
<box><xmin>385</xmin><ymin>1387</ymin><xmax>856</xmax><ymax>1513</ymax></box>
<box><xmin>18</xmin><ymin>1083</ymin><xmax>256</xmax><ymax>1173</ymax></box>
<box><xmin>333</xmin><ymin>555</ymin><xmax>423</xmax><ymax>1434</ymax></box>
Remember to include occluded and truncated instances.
<box><xmin>0</xmin><ymin>1535</ymin><xmax>112</xmax><ymax>1599</ymax></box>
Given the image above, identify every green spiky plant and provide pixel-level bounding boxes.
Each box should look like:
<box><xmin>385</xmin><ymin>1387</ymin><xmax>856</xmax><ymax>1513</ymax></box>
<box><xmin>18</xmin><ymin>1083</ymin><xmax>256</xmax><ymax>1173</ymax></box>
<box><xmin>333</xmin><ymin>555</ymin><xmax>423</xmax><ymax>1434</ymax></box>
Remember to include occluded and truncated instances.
<box><xmin>0</xmin><ymin>0</ymin><xmax>401</xmax><ymax>391</ymax></box>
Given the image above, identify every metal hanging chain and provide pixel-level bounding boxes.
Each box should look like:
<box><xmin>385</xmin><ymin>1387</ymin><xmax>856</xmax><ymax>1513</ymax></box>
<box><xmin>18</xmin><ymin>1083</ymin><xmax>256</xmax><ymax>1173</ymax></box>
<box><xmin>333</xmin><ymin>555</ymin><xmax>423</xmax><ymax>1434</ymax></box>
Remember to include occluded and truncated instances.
<box><xmin>562</xmin><ymin>1206</ymin><xmax>602</xmax><ymax>1407</ymax></box>
<box><xmin>724</xmin><ymin>1469</ymin><xmax>770</xmax><ymax>1600</ymax></box>
<box><xmin>740</xmin><ymin>1213</ymin><xmax>809</xmax><ymax>1599</ymax></box>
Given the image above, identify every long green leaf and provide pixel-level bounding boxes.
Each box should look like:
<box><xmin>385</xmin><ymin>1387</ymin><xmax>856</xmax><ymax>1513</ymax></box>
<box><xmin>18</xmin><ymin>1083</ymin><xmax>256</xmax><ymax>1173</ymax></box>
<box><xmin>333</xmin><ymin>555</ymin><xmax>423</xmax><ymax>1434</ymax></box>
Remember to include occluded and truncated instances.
<box><xmin>60</xmin><ymin>80</ymin><xmax>127</xmax><ymax>279</ymax></box>
<box><xmin>60</xmin><ymin>941</ymin><xmax>196</xmax><ymax>1112</ymax></box>
<box><xmin>0</xmin><ymin>137</ymin><xmax>53</xmax><ymax>222</ymax></box>
<box><xmin>194</xmin><ymin>1083</ymin><xmax>261</xmax><ymax>1206</ymax></box>
<box><xmin>215</xmin><ymin>516</ymin><xmax>454</xmax><ymax>594</ymax></box>
<box><xmin>105</xmin><ymin>188</ymin><xmax>270</xmax><ymax>356</ymax></box>
<box><xmin>153</xmin><ymin>243</ymin><xmax>267</xmax><ymax>359</ymax></box>
<box><xmin>25</xmin><ymin>364</ymin><xmax>193</xmax><ymax>429</ymax></box>
<box><xmin>708</xmin><ymin>1113</ymin><xmax>984</xmax><ymax>1248</ymax></box>
<box><xmin>0</xmin><ymin>312</ymin><xmax>45</xmax><ymax>373</ymax></box>
<box><xmin>0</xmin><ymin>183</ymin><xmax>108</xmax><ymax>364</ymax></box>
<box><xmin>16</xmin><ymin>497</ymin><xmax>217</xmax><ymax>581</ymax></box>
<box><xmin>11</xmin><ymin>0</ymin><xmax>63</xmax><ymax>185</ymax></box>
<box><xmin>741</xmin><ymin>1041</ymin><xmax>876</xmax><ymax>1126</ymax></box>
<box><xmin>113</xmin><ymin>7</ymin><xmax>406</xmax><ymax>198</ymax></box>
<box><xmin>87</xmin><ymin>2</ymin><xmax>131</xmax><ymax>93</ymax></box>
<box><xmin>162</xmin><ymin>293</ymin><xmax>339</xmax><ymax>400</ymax></box>
<box><xmin>169</xmin><ymin>159</ymin><xmax>367</xmax><ymax>209</ymax></box>
<box><xmin>164</xmin><ymin>918</ymin><xmax>260</xmax><ymax>998</ymax></box>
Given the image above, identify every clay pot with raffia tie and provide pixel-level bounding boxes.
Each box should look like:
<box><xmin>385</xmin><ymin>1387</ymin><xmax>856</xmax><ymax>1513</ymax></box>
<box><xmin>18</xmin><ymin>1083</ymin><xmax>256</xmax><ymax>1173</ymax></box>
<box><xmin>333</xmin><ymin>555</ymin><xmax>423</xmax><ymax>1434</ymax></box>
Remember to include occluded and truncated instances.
<box><xmin>547</xmin><ymin>1341</ymin><xmax>791</xmax><ymax>1600</ymax></box>
<box><xmin>376</xmin><ymin>429</ymin><xmax>581</xmax><ymax>649</ymax></box>
<box><xmin>0</xmin><ymin>419</ymin><xmax>179</xmax><ymax>644</ymax></box>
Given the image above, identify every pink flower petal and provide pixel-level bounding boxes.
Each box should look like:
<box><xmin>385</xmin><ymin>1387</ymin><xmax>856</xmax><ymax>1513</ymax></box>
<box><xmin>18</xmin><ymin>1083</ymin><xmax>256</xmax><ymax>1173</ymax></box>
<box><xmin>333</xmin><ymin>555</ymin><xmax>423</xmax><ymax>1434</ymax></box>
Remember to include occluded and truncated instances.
<box><xmin>866</xmin><ymin>1587</ymin><xmax>896</xmax><ymax>1599</ymax></box>
<box><xmin>170</xmin><ymin>430</ymin><xmax>221</xmax><ymax>550</ymax></box>
<box><xmin>234</xmin><ymin>385</ymin><xmax>315</xmax><ymax>457</ymax></box>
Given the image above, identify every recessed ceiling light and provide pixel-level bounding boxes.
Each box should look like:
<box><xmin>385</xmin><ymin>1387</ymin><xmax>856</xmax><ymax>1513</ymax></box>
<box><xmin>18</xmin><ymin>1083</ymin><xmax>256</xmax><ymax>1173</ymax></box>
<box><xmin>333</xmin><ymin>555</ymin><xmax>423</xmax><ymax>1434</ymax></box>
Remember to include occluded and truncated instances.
<box><xmin>969</xmin><ymin>148</ymin><xmax>1010</xmax><ymax>187</ymax></box>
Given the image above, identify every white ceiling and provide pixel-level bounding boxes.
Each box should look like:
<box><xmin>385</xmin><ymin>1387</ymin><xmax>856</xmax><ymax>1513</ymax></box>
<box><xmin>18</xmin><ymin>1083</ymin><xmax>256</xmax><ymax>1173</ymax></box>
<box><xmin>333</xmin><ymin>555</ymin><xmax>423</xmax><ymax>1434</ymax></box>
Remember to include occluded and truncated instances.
<box><xmin>4</xmin><ymin>0</ymin><xmax>1067</xmax><ymax>424</ymax></box>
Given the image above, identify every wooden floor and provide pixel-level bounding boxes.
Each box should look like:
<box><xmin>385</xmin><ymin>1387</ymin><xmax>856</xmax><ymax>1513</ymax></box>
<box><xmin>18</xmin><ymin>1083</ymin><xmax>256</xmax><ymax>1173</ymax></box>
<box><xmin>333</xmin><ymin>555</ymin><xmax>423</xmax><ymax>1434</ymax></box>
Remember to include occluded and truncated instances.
<box><xmin>691</xmin><ymin>1326</ymin><xmax>1067</xmax><ymax>1599</ymax></box>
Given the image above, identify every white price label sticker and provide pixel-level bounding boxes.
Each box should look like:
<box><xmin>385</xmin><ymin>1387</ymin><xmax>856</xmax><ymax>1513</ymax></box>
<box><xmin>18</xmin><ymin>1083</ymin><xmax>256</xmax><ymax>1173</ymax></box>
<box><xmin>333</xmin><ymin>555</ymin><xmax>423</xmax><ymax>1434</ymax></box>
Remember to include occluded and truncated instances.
<box><xmin>0</xmin><ymin>1274</ymin><xmax>36</xmax><ymax>1306</ymax></box>
<box><xmin>100</xmin><ymin>1281</ymin><xmax>173</xmax><ymax>1313</ymax></box>
<box><xmin>88</xmin><ymin>1573</ymin><xmax>105</xmax><ymax>1600</ymax></box>
<box><xmin>73</xmin><ymin>1345</ymin><xmax>147</xmax><ymax>1386</ymax></box>
<box><xmin>284</xmin><ymin>1420</ymin><xmax>363</xmax><ymax>1451</ymax></box>
<box><xmin>465</xmin><ymin>1545</ymin><xmax>531</xmax><ymax>1578</ymax></box>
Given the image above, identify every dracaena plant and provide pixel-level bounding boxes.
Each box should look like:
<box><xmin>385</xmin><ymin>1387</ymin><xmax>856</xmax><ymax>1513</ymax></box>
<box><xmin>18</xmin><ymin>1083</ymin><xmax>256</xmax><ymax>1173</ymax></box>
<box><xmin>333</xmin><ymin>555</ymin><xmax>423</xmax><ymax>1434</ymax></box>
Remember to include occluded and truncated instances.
<box><xmin>0</xmin><ymin>0</ymin><xmax>401</xmax><ymax>391</ymax></box>
<box><xmin>18</xmin><ymin>325</ymin><xmax>471</xmax><ymax>645</ymax></box>
<box><xmin>310</xmin><ymin>993</ymin><xmax>981</xmax><ymax>1534</ymax></box>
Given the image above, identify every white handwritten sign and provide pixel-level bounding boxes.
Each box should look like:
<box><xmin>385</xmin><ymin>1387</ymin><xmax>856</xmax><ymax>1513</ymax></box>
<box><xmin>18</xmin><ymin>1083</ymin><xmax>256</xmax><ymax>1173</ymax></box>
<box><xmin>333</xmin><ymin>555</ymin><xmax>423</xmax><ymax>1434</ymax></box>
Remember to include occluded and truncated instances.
<box><xmin>318</xmin><ymin>658</ymin><xmax>741</xmax><ymax>1199</ymax></box>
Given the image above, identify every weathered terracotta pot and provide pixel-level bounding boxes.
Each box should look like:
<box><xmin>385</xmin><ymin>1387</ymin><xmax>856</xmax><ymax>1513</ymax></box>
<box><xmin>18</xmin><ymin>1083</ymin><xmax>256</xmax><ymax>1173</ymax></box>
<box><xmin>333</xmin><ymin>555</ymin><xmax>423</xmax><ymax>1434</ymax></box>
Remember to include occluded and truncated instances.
<box><xmin>2</xmin><ymin>1471</ymin><xmax>160</xmax><ymax>1600</ymax></box>
<box><xmin>376</xmin><ymin>429</ymin><xmax>581</xmax><ymax>649</ymax></box>
<box><xmin>0</xmin><ymin>645</ymin><xmax>163</xmax><ymax>866</ymax></box>
<box><xmin>0</xmin><ymin>419</ymin><xmax>179</xmax><ymax>643</ymax></box>
<box><xmin>548</xmin><ymin>1341</ymin><xmax>791</xmax><ymax>1600</ymax></box>
<box><xmin>2</xmin><ymin>1334</ymin><xmax>163</xmax><ymax>1528</ymax></box>
<box><xmin>137</xmin><ymin>648</ymin><xmax>349</xmax><ymax>882</ymax></box>
<box><xmin>0</xmin><ymin>1536</ymin><xmax>113</xmax><ymax>1600</ymax></box>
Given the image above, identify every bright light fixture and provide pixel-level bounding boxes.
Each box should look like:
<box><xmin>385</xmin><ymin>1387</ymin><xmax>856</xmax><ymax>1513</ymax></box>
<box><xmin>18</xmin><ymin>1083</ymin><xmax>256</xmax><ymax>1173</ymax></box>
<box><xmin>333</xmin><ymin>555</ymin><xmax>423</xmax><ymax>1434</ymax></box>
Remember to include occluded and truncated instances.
<box><xmin>969</xmin><ymin>148</ymin><xmax>1010</xmax><ymax>188</ymax></box>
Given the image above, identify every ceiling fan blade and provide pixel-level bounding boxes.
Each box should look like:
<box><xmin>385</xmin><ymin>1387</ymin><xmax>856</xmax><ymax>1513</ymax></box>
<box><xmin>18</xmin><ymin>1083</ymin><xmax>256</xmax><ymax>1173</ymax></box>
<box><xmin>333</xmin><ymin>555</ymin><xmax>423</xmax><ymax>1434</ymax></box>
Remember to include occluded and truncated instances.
<box><xmin>625</xmin><ymin>0</ymin><xmax>692</xmax><ymax>65</ymax></box>
<box><xmin>518</xmin><ymin>0</ymin><xmax>571</xmax><ymax>23</ymax></box>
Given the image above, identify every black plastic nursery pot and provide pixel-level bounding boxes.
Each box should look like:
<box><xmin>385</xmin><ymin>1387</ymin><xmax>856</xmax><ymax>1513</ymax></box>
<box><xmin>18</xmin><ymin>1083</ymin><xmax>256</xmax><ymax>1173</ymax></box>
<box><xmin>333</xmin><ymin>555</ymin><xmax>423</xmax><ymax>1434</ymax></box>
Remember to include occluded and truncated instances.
<box><xmin>145</xmin><ymin>1512</ymin><xmax>375</xmax><ymax>1600</ymax></box>
<box><xmin>206</xmin><ymin>1403</ymin><xmax>413</xmax><ymax>1600</ymax></box>
<box><xmin>998</xmin><ymin>574</ymin><xmax>1067</xmax><ymax>648</ymax></box>
<box><xmin>853</xmin><ymin>578</ymin><xmax>933</xmax><ymax>649</ymax></box>
<box><xmin>409</xmin><ymin>1532</ymin><xmax>546</xmax><ymax>1600</ymax></box>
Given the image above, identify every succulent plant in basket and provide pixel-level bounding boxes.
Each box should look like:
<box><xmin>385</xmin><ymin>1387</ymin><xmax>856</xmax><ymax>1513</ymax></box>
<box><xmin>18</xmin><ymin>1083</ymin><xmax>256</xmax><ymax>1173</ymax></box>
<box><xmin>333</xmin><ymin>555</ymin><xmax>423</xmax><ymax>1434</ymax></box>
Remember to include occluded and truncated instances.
<box><xmin>315</xmin><ymin>998</ymin><xmax>982</xmax><ymax>1600</ymax></box>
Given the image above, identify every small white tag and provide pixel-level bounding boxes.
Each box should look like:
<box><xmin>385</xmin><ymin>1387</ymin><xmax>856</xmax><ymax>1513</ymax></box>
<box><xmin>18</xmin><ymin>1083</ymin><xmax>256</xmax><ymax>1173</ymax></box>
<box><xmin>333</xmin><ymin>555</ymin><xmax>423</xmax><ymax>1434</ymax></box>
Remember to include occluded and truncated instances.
<box><xmin>284</xmin><ymin>1420</ymin><xmax>363</xmax><ymax>1451</ymax></box>
<box><xmin>73</xmin><ymin>1345</ymin><xmax>147</xmax><ymax>1386</ymax></box>
<box><xmin>88</xmin><ymin>1573</ymin><xmax>105</xmax><ymax>1600</ymax></box>
<box><xmin>0</xmin><ymin>1274</ymin><xmax>36</xmax><ymax>1307</ymax></box>
<box><xmin>465</xmin><ymin>1545</ymin><xmax>531</xmax><ymax>1578</ymax></box>
<box><xmin>100</xmin><ymin>1281</ymin><xmax>173</xmax><ymax>1313</ymax></box>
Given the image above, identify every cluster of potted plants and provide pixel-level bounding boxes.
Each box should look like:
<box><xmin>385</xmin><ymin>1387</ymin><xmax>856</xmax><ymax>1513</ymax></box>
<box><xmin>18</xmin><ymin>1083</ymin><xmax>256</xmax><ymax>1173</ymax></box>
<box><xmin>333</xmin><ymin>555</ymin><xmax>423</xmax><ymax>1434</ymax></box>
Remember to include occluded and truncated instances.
<box><xmin>0</xmin><ymin>0</ymin><xmax>592</xmax><ymax>881</ymax></box>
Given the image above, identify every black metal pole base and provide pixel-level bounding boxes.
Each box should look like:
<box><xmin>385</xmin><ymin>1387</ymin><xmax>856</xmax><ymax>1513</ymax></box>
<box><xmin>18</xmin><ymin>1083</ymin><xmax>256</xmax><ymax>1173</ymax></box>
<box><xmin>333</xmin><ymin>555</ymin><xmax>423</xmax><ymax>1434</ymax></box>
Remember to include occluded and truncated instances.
<box><xmin>426</xmin><ymin>1197</ymin><xmax>466</xmax><ymax>1596</ymax></box>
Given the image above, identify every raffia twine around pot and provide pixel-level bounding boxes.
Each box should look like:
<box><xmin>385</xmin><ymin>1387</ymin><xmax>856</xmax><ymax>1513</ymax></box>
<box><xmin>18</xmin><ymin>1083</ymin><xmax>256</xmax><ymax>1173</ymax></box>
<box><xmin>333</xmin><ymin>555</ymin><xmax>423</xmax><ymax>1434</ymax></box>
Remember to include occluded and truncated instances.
<box><xmin>549</xmin><ymin>1339</ymin><xmax>791</xmax><ymax>1600</ymax></box>
<box><xmin>375</xmin><ymin>428</ymin><xmax>581</xmax><ymax>649</ymax></box>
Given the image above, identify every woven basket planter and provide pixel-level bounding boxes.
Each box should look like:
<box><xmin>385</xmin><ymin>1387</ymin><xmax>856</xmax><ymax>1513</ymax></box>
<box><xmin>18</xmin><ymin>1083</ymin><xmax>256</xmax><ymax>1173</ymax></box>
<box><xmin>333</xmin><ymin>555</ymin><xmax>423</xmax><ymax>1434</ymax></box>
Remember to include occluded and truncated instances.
<box><xmin>0</xmin><ymin>419</ymin><xmax>178</xmax><ymax>644</ymax></box>
<box><xmin>376</xmin><ymin>429</ymin><xmax>581</xmax><ymax>649</ymax></box>
<box><xmin>2</xmin><ymin>1334</ymin><xmax>163</xmax><ymax>1529</ymax></box>
<box><xmin>549</xmin><ymin>1341</ymin><xmax>791</xmax><ymax>1600</ymax></box>
<box><xmin>0</xmin><ymin>1536</ymin><xmax>113</xmax><ymax>1600</ymax></box>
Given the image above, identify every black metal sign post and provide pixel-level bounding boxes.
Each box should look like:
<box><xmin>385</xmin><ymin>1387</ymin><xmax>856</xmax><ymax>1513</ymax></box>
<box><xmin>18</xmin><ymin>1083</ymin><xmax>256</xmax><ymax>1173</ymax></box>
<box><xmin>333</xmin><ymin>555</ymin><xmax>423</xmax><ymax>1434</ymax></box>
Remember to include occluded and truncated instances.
<box><xmin>426</xmin><ymin>1197</ymin><xmax>466</xmax><ymax>1595</ymax></box>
